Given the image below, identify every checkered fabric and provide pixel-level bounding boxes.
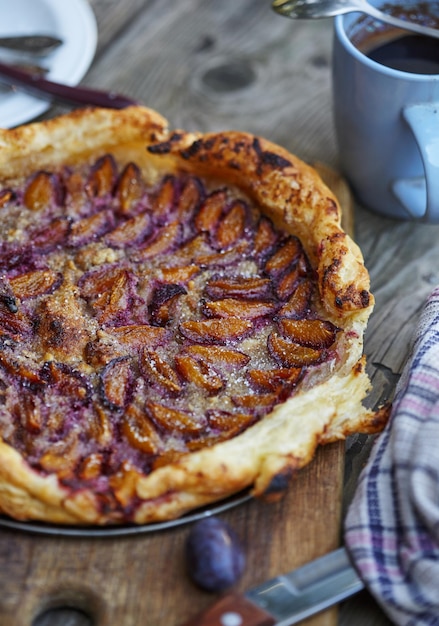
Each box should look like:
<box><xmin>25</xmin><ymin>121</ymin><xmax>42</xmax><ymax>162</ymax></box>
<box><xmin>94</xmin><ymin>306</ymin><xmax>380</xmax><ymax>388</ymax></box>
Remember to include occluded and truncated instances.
<box><xmin>345</xmin><ymin>286</ymin><xmax>439</xmax><ymax>626</ymax></box>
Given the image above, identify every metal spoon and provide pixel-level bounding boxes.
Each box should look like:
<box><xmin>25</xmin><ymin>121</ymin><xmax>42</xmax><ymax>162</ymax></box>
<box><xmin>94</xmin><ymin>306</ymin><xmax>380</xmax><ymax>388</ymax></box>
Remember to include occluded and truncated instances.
<box><xmin>272</xmin><ymin>0</ymin><xmax>439</xmax><ymax>39</ymax></box>
<box><xmin>0</xmin><ymin>35</ymin><xmax>63</xmax><ymax>56</ymax></box>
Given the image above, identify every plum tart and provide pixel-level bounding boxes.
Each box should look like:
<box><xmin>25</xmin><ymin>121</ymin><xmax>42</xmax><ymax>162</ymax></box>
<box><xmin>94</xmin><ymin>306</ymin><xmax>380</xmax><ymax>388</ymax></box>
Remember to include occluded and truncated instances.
<box><xmin>0</xmin><ymin>106</ymin><xmax>387</xmax><ymax>525</ymax></box>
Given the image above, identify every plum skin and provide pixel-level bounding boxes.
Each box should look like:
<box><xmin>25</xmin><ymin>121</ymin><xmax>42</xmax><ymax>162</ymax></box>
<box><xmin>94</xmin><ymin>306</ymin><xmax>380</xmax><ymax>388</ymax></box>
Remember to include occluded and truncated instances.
<box><xmin>185</xmin><ymin>517</ymin><xmax>246</xmax><ymax>592</ymax></box>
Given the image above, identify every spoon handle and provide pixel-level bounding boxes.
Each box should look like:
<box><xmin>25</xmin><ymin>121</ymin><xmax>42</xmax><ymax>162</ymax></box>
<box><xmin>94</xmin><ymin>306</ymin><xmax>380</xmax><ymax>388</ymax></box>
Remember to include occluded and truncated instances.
<box><xmin>365</xmin><ymin>2</ymin><xmax>439</xmax><ymax>40</ymax></box>
<box><xmin>0</xmin><ymin>61</ymin><xmax>139</xmax><ymax>110</ymax></box>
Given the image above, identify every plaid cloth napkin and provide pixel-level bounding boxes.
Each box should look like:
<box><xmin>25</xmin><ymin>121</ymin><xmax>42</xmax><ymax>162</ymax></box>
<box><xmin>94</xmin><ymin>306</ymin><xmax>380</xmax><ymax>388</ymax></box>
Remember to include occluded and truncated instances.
<box><xmin>345</xmin><ymin>285</ymin><xmax>439</xmax><ymax>626</ymax></box>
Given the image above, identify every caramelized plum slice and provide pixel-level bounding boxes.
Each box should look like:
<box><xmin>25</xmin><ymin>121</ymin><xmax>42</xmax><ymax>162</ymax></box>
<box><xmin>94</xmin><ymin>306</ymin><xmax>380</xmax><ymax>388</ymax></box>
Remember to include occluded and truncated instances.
<box><xmin>264</xmin><ymin>237</ymin><xmax>302</xmax><ymax>277</ymax></box>
<box><xmin>16</xmin><ymin>393</ymin><xmax>44</xmax><ymax>433</ymax></box>
<box><xmin>176</xmin><ymin>176</ymin><xmax>204</xmax><ymax>221</ymax></box>
<box><xmin>149</xmin><ymin>283</ymin><xmax>186</xmax><ymax>326</ymax></box>
<box><xmin>150</xmin><ymin>175</ymin><xmax>176</xmax><ymax>222</ymax></box>
<box><xmin>0</xmin><ymin>351</ymin><xmax>44</xmax><ymax>385</ymax></box>
<box><xmin>121</xmin><ymin>404</ymin><xmax>161</xmax><ymax>454</ymax></box>
<box><xmin>0</xmin><ymin>307</ymin><xmax>31</xmax><ymax>340</ymax></box>
<box><xmin>86</xmin><ymin>403</ymin><xmax>113</xmax><ymax>445</ymax></box>
<box><xmin>80</xmin><ymin>267</ymin><xmax>136</xmax><ymax>326</ymax></box>
<box><xmin>23</xmin><ymin>171</ymin><xmax>63</xmax><ymax>211</ymax></box>
<box><xmin>133</xmin><ymin>221</ymin><xmax>181</xmax><ymax>261</ymax></box>
<box><xmin>78</xmin><ymin>453</ymin><xmax>104</xmax><ymax>481</ymax></box>
<box><xmin>10</xmin><ymin>269</ymin><xmax>62</xmax><ymax>299</ymax></box>
<box><xmin>32</xmin><ymin>217</ymin><xmax>71</xmax><ymax>252</ymax></box>
<box><xmin>278</xmin><ymin>318</ymin><xmax>339</xmax><ymax>349</ymax></box>
<box><xmin>100</xmin><ymin>356</ymin><xmax>133</xmax><ymax>410</ymax></box>
<box><xmin>278</xmin><ymin>279</ymin><xmax>313</xmax><ymax>318</ymax></box>
<box><xmin>68</xmin><ymin>210</ymin><xmax>115</xmax><ymax>247</ymax></box>
<box><xmin>106</xmin><ymin>324</ymin><xmax>170</xmax><ymax>349</ymax></box>
<box><xmin>105</xmin><ymin>212</ymin><xmax>151</xmax><ymax>248</ymax></box>
<box><xmin>247</xmin><ymin>367</ymin><xmax>303</xmax><ymax>392</ymax></box>
<box><xmin>43</xmin><ymin>361</ymin><xmax>90</xmax><ymax>404</ymax></box>
<box><xmin>194</xmin><ymin>189</ymin><xmax>227</xmax><ymax>232</ymax></box>
<box><xmin>39</xmin><ymin>435</ymin><xmax>80</xmax><ymax>479</ymax></box>
<box><xmin>268</xmin><ymin>332</ymin><xmax>324</xmax><ymax>367</ymax></box>
<box><xmin>184</xmin><ymin>345</ymin><xmax>250</xmax><ymax>370</ymax></box>
<box><xmin>147</xmin><ymin>401</ymin><xmax>203</xmax><ymax>436</ymax></box>
<box><xmin>0</xmin><ymin>189</ymin><xmax>17</xmax><ymax>207</ymax></box>
<box><xmin>253</xmin><ymin>216</ymin><xmax>278</xmax><ymax>257</ymax></box>
<box><xmin>215</xmin><ymin>200</ymin><xmax>247</xmax><ymax>250</ymax></box>
<box><xmin>202</xmin><ymin>298</ymin><xmax>276</xmax><ymax>320</ymax></box>
<box><xmin>85</xmin><ymin>154</ymin><xmax>117</xmax><ymax>198</ymax></box>
<box><xmin>175</xmin><ymin>354</ymin><xmax>223</xmax><ymax>393</ymax></box>
<box><xmin>161</xmin><ymin>265</ymin><xmax>200</xmax><ymax>284</ymax></box>
<box><xmin>204</xmin><ymin>276</ymin><xmax>272</xmax><ymax>300</ymax></box>
<box><xmin>140</xmin><ymin>348</ymin><xmax>182</xmax><ymax>394</ymax></box>
<box><xmin>115</xmin><ymin>162</ymin><xmax>145</xmax><ymax>215</ymax></box>
<box><xmin>180</xmin><ymin>318</ymin><xmax>253</xmax><ymax>344</ymax></box>
<box><xmin>207</xmin><ymin>410</ymin><xmax>254</xmax><ymax>435</ymax></box>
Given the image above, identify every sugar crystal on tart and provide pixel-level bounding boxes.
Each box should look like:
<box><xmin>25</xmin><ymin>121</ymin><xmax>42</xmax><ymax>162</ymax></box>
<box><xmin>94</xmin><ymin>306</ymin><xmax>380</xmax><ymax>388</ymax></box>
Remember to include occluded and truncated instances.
<box><xmin>0</xmin><ymin>106</ymin><xmax>388</xmax><ymax>525</ymax></box>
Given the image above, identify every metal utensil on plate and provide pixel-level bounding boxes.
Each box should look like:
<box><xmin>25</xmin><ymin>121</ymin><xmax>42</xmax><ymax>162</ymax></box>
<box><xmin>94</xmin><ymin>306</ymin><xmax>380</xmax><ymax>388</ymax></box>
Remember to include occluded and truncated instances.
<box><xmin>0</xmin><ymin>34</ymin><xmax>63</xmax><ymax>55</ymax></box>
<box><xmin>272</xmin><ymin>0</ymin><xmax>439</xmax><ymax>39</ymax></box>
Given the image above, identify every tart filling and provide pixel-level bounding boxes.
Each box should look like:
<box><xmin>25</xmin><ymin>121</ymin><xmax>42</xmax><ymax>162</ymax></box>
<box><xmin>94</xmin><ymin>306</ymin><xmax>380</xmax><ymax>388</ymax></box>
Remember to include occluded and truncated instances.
<box><xmin>0</xmin><ymin>107</ymin><xmax>387</xmax><ymax>525</ymax></box>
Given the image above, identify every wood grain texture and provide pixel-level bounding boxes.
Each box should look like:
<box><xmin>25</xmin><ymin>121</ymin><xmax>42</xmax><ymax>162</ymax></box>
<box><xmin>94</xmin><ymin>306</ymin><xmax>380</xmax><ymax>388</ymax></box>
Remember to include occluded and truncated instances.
<box><xmin>1</xmin><ymin>0</ymin><xmax>432</xmax><ymax>624</ymax></box>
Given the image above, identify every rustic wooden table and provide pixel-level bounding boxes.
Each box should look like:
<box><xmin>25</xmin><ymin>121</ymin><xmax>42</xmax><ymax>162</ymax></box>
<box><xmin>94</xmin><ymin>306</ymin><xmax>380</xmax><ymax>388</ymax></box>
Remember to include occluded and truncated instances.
<box><xmin>2</xmin><ymin>1</ymin><xmax>437</xmax><ymax>624</ymax></box>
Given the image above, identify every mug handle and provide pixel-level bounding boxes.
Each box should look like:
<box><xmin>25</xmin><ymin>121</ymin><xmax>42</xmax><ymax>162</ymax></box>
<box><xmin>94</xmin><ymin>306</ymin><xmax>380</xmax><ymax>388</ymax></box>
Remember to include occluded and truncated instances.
<box><xmin>392</xmin><ymin>103</ymin><xmax>439</xmax><ymax>222</ymax></box>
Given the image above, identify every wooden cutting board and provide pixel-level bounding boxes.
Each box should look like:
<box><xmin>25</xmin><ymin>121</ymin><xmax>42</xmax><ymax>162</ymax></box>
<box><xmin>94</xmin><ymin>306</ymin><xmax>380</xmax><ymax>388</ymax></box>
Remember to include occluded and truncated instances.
<box><xmin>0</xmin><ymin>165</ymin><xmax>353</xmax><ymax>626</ymax></box>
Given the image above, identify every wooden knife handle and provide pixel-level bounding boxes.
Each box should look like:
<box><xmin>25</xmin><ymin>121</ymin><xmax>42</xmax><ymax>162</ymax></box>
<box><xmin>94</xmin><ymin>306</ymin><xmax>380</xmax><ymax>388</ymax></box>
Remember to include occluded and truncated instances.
<box><xmin>180</xmin><ymin>592</ymin><xmax>276</xmax><ymax>626</ymax></box>
<box><xmin>0</xmin><ymin>61</ymin><xmax>139</xmax><ymax>109</ymax></box>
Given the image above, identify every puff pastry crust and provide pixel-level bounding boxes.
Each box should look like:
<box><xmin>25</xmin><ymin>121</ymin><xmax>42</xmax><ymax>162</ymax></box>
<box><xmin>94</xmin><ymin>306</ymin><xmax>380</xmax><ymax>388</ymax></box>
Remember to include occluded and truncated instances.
<box><xmin>0</xmin><ymin>106</ymin><xmax>387</xmax><ymax>525</ymax></box>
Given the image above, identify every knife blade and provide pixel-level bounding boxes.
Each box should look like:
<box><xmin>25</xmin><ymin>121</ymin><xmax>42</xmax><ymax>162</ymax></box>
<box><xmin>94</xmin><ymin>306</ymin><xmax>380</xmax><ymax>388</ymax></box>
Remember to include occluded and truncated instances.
<box><xmin>181</xmin><ymin>547</ymin><xmax>364</xmax><ymax>626</ymax></box>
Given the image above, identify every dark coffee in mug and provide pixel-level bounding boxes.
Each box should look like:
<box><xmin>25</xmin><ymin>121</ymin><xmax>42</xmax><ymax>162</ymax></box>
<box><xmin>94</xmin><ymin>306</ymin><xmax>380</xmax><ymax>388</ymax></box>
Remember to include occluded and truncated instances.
<box><xmin>349</xmin><ymin>1</ymin><xmax>439</xmax><ymax>75</ymax></box>
<box><xmin>364</xmin><ymin>34</ymin><xmax>439</xmax><ymax>74</ymax></box>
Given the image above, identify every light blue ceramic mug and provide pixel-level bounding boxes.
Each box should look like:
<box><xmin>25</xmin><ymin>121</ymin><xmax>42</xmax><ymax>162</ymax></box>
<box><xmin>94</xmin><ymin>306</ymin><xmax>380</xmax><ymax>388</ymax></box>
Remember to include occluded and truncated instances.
<box><xmin>333</xmin><ymin>1</ymin><xmax>439</xmax><ymax>222</ymax></box>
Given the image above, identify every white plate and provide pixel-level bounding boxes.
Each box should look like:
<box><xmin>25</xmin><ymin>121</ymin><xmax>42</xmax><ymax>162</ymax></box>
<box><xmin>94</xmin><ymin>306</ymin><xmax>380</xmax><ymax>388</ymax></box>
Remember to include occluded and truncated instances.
<box><xmin>0</xmin><ymin>0</ymin><xmax>97</xmax><ymax>128</ymax></box>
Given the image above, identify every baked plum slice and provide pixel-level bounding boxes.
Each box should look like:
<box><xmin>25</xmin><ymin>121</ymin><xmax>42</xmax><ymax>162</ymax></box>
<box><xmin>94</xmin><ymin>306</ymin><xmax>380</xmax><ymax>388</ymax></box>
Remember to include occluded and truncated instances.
<box><xmin>194</xmin><ymin>189</ymin><xmax>227</xmax><ymax>233</ymax></box>
<box><xmin>42</xmin><ymin>361</ymin><xmax>91</xmax><ymax>406</ymax></box>
<box><xmin>85</xmin><ymin>154</ymin><xmax>117</xmax><ymax>198</ymax></box>
<box><xmin>99</xmin><ymin>356</ymin><xmax>134</xmax><ymax>411</ymax></box>
<box><xmin>175</xmin><ymin>176</ymin><xmax>204</xmax><ymax>222</ymax></box>
<box><xmin>148</xmin><ymin>283</ymin><xmax>187</xmax><ymax>326</ymax></box>
<box><xmin>115</xmin><ymin>162</ymin><xmax>146</xmax><ymax>216</ymax></box>
<box><xmin>183</xmin><ymin>345</ymin><xmax>250</xmax><ymax>371</ymax></box>
<box><xmin>31</xmin><ymin>217</ymin><xmax>71</xmax><ymax>253</ymax></box>
<box><xmin>175</xmin><ymin>354</ymin><xmax>223</xmax><ymax>394</ymax></box>
<box><xmin>180</xmin><ymin>318</ymin><xmax>253</xmax><ymax>344</ymax></box>
<box><xmin>9</xmin><ymin>269</ymin><xmax>63</xmax><ymax>299</ymax></box>
<box><xmin>0</xmin><ymin>189</ymin><xmax>17</xmax><ymax>208</ymax></box>
<box><xmin>247</xmin><ymin>367</ymin><xmax>303</xmax><ymax>392</ymax></box>
<box><xmin>213</xmin><ymin>200</ymin><xmax>248</xmax><ymax>250</ymax></box>
<box><xmin>278</xmin><ymin>279</ymin><xmax>313</xmax><ymax>319</ymax></box>
<box><xmin>278</xmin><ymin>318</ymin><xmax>339</xmax><ymax>349</ymax></box>
<box><xmin>68</xmin><ymin>209</ymin><xmax>116</xmax><ymax>247</ymax></box>
<box><xmin>121</xmin><ymin>403</ymin><xmax>161</xmax><ymax>454</ymax></box>
<box><xmin>264</xmin><ymin>237</ymin><xmax>303</xmax><ymax>278</ymax></box>
<box><xmin>140</xmin><ymin>348</ymin><xmax>182</xmax><ymax>394</ymax></box>
<box><xmin>23</xmin><ymin>171</ymin><xmax>64</xmax><ymax>211</ymax></box>
<box><xmin>204</xmin><ymin>276</ymin><xmax>272</xmax><ymax>300</ymax></box>
<box><xmin>105</xmin><ymin>212</ymin><xmax>152</xmax><ymax>248</ymax></box>
<box><xmin>268</xmin><ymin>332</ymin><xmax>325</xmax><ymax>367</ymax></box>
<box><xmin>146</xmin><ymin>401</ymin><xmax>204</xmax><ymax>437</ymax></box>
<box><xmin>202</xmin><ymin>298</ymin><xmax>276</xmax><ymax>320</ymax></box>
<box><xmin>132</xmin><ymin>221</ymin><xmax>182</xmax><ymax>261</ymax></box>
<box><xmin>253</xmin><ymin>216</ymin><xmax>279</xmax><ymax>258</ymax></box>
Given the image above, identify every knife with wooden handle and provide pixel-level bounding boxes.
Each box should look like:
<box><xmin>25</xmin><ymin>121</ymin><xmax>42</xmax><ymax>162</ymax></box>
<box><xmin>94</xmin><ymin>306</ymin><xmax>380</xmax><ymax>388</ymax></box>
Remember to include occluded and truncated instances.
<box><xmin>0</xmin><ymin>61</ymin><xmax>138</xmax><ymax>109</ymax></box>
<box><xmin>181</xmin><ymin>547</ymin><xmax>364</xmax><ymax>626</ymax></box>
